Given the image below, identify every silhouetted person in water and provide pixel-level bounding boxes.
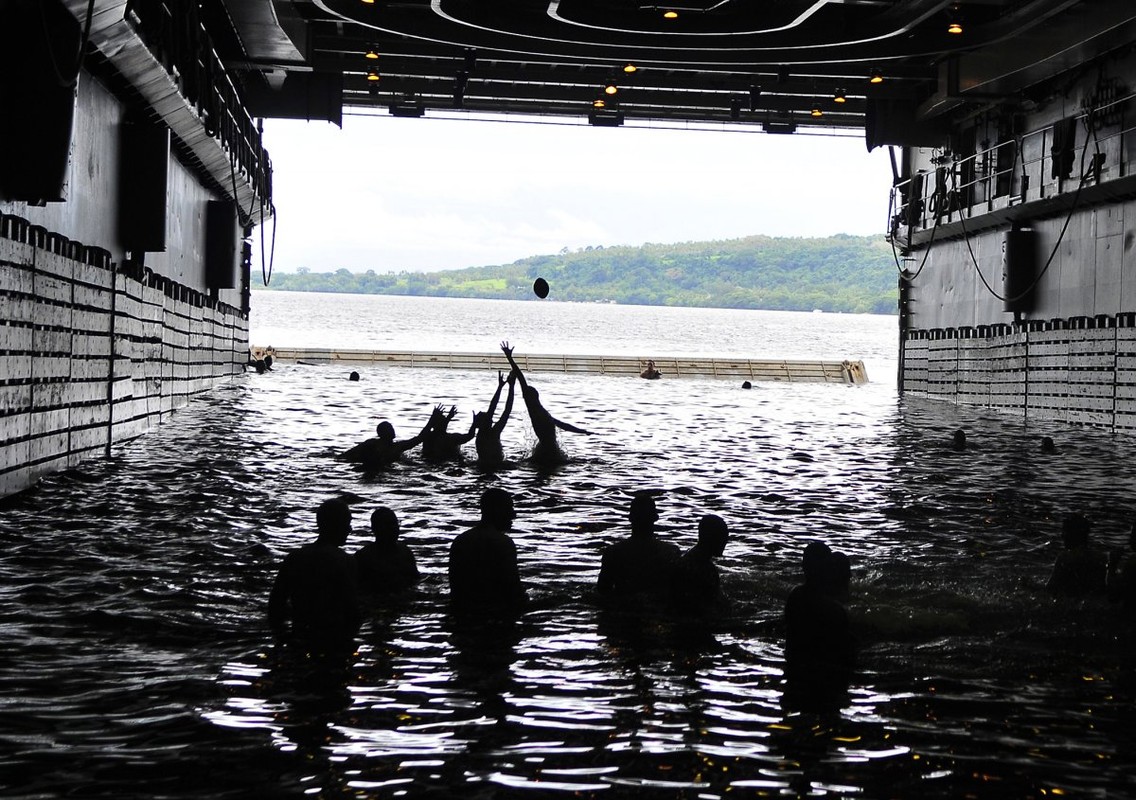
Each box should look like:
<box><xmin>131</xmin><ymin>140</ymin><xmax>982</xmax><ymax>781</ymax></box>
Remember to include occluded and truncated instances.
<box><xmin>741</xmin><ymin>381</ymin><xmax>752</xmax><ymax>390</ymax></box>
<box><xmin>598</xmin><ymin>494</ymin><xmax>681</xmax><ymax>600</ymax></box>
<box><xmin>268</xmin><ymin>498</ymin><xmax>360</xmax><ymax>652</ymax></box>
<box><xmin>349</xmin><ymin>371</ymin><xmax>360</xmax><ymax>382</ymax></box>
<box><xmin>1107</xmin><ymin>521</ymin><xmax>1136</xmax><ymax>610</ymax></box>
<box><xmin>354</xmin><ymin>507</ymin><xmax>419</xmax><ymax>594</ymax></box>
<box><xmin>421</xmin><ymin>404</ymin><xmax>477</xmax><ymax>461</ymax></box>
<box><xmin>448</xmin><ymin>487</ymin><xmax>527</xmax><ymax>611</ymax></box>
<box><xmin>475</xmin><ymin>371</ymin><xmax>516</xmax><ymax>467</ymax></box>
<box><xmin>784</xmin><ymin>541</ymin><xmax>855</xmax><ymax>711</ymax></box>
<box><xmin>342</xmin><ymin>417</ymin><xmax>431</xmax><ymax>468</ymax></box>
<box><xmin>501</xmin><ymin>341</ymin><xmax>591</xmax><ymax>463</ymax></box>
<box><xmin>669</xmin><ymin>513</ymin><xmax>729</xmax><ymax>611</ymax></box>
<box><xmin>1040</xmin><ymin>436</ymin><xmax>1056</xmax><ymax>454</ymax></box>
<box><xmin>951</xmin><ymin>428</ymin><xmax>967</xmax><ymax>451</ymax></box>
<box><xmin>1047</xmin><ymin>512</ymin><xmax>1108</xmax><ymax>596</ymax></box>
<box><xmin>640</xmin><ymin>360</ymin><xmax>662</xmax><ymax>379</ymax></box>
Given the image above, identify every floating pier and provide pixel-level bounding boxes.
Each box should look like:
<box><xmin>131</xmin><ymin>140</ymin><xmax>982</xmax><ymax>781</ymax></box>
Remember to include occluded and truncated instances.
<box><xmin>259</xmin><ymin>347</ymin><xmax>869</xmax><ymax>384</ymax></box>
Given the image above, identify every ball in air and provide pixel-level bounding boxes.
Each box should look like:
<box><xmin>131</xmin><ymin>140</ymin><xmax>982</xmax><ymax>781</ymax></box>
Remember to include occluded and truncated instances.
<box><xmin>533</xmin><ymin>277</ymin><xmax>550</xmax><ymax>299</ymax></box>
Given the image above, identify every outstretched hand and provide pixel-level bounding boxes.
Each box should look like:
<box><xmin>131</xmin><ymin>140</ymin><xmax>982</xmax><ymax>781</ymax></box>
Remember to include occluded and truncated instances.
<box><xmin>500</xmin><ymin>341</ymin><xmax>514</xmax><ymax>358</ymax></box>
<box><xmin>447</xmin><ymin>405</ymin><xmax>458</xmax><ymax>421</ymax></box>
<box><xmin>497</xmin><ymin>370</ymin><xmax>507</xmax><ymax>387</ymax></box>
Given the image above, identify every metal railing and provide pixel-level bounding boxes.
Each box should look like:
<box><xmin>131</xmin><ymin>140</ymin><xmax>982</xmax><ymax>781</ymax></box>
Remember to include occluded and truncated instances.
<box><xmin>124</xmin><ymin>0</ymin><xmax>272</xmax><ymax>225</ymax></box>
<box><xmin>888</xmin><ymin>87</ymin><xmax>1136</xmax><ymax>240</ymax></box>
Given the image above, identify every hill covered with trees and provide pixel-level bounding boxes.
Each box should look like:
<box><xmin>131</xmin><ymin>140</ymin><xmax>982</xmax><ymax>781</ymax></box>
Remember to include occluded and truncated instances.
<box><xmin>257</xmin><ymin>234</ymin><xmax>898</xmax><ymax>314</ymax></box>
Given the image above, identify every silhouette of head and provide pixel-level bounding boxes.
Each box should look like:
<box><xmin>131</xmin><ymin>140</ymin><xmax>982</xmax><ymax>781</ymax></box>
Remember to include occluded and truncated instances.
<box><xmin>629</xmin><ymin>494</ymin><xmax>658</xmax><ymax>536</ymax></box>
<box><xmin>802</xmin><ymin>541</ymin><xmax>833</xmax><ymax>586</ymax></box>
<box><xmin>375</xmin><ymin>421</ymin><xmax>396</xmax><ymax>441</ymax></box>
<box><xmin>349</xmin><ymin>371</ymin><xmax>360</xmax><ymax>382</ymax></box>
<box><xmin>370</xmin><ymin>506</ymin><xmax>399</xmax><ymax>542</ymax></box>
<box><xmin>1040</xmin><ymin>436</ymin><xmax>1055</xmax><ymax>453</ymax></box>
<box><xmin>698</xmin><ymin>514</ymin><xmax>729</xmax><ymax>557</ymax></box>
<box><xmin>473</xmin><ymin>411</ymin><xmax>489</xmax><ymax>429</ymax></box>
<box><xmin>741</xmin><ymin>381</ymin><xmax>752</xmax><ymax>390</ymax></box>
<box><xmin>264</xmin><ymin>355</ymin><xmax>273</xmax><ymax>368</ymax></box>
<box><xmin>1061</xmin><ymin>513</ymin><xmax>1090</xmax><ymax>549</ymax></box>
<box><xmin>828</xmin><ymin>551</ymin><xmax>851</xmax><ymax>600</ymax></box>
<box><xmin>316</xmin><ymin>498</ymin><xmax>352</xmax><ymax>545</ymax></box>
<box><xmin>480</xmin><ymin>488</ymin><xmax>516</xmax><ymax>531</ymax></box>
<box><xmin>952</xmin><ymin>429</ymin><xmax>967</xmax><ymax>450</ymax></box>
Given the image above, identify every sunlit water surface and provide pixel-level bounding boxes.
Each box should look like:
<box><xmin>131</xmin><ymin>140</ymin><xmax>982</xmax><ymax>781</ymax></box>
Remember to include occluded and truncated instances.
<box><xmin>1</xmin><ymin>294</ymin><xmax>1134</xmax><ymax>799</ymax></box>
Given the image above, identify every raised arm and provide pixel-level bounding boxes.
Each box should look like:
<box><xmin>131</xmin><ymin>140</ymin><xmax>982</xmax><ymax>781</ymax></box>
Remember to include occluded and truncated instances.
<box><xmin>501</xmin><ymin>341</ymin><xmax>529</xmax><ymax>391</ymax></box>
<box><xmin>485</xmin><ymin>371</ymin><xmax>507</xmax><ymax>419</ymax></box>
<box><xmin>397</xmin><ymin>407</ymin><xmax>440</xmax><ymax>453</ymax></box>
<box><xmin>454</xmin><ymin>413</ymin><xmax>478</xmax><ymax>445</ymax></box>
<box><xmin>493</xmin><ymin>372</ymin><xmax>517</xmax><ymax>435</ymax></box>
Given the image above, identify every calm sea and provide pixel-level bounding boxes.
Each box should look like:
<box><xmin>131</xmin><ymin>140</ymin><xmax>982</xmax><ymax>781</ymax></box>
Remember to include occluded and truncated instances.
<box><xmin>1</xmin><ymin>292</ymin><xmax>1134</xmax><ymax>799</ymax></box>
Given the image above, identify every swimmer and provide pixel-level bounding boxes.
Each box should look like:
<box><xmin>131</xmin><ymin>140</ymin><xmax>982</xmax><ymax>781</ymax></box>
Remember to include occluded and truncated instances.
<box><xmin>951</xmin><ymin>428</ymin><xmax>967</xmax><ymax>451</ymax></box>
<box><xmin>741</xmin><ymin>381</ymin><xmax>752</xmax><ymax>390</ymax></box>
<box><xmin>783</xmin><ymin>541</ymin><xmax>855</xmax><ymax>708</ymax></box>
<box><xmin>1047</xmin><ymin>512</ymin><xmax>1108</xmax><ymax>596</ymax></box>
<box><xmin>474</xmin><ymin>371</ymin><xmax>517</xmax><ymax>467</ymax></box>
<box><xmin>448</xmin><ymin>487</ymin><xmax>527</xmax><ymax>610</ymax></box>
<box><xmin>669</xmin><ymin>513</ymin><xmax>729</xmax><ymax>611</ymax></box>
<box><xmin>349</xmin><ymin>371</ymin><xmax>360</xmax><ymax>382</ymax></box>
<box><xmin>501</xmin><ymin>341</ymin><xmax>591</xmax><ymax>463</ymax></box>
<box><xmin>640</xmin><ymin>360</ymin><xmax>662</xmax><ymax>380</ymax></box>
<box><xmin>1040</xmin><ymin>436</ymin><xmax>1056</xmax><ymax>454</ymax></box>
<box><xmin>421</xmin><ymin>404</ymin><xmax>477</xmax><ymax>461</ymax></box>
<box><xmin>354</xmin><ymin>507</ymin><xmax>419</xmax><ymax>594</ymax></box>
<box><xmin>597</xmin><ymin>493</ymin><xmax>681</xmax><ymax>600</ymax></box>
<box><xmin>341</xmin><ymin>416</ymin><xmax>431</xmax><ymax>468</ymax></box>
<box><xmin>267</xmin><ymin>498</ymin><xmax>360</xmax><ymax>652</ymax></box>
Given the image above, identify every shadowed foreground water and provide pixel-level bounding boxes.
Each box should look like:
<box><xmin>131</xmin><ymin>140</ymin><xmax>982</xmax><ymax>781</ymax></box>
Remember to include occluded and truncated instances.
<box><xmin>2</xmin><ymin>363</ymin><xmax>1135</xmax><ymax>799</ymax></box>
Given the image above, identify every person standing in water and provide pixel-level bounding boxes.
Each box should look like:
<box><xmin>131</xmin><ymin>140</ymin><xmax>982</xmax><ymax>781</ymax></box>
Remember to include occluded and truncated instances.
<box><xmin>268</xmin><ymin>498</ymin><xmax>361</xmax><ymax>653</ymax></box>
<box><xmin>474</xmin><ymin>370</ymin><xmax>517</xmax><ymax>468</ymax></box>
<box><xmin>500</xmin><ymin>341</ymin><xmax>591</xmax><ymax>463</ymax></box>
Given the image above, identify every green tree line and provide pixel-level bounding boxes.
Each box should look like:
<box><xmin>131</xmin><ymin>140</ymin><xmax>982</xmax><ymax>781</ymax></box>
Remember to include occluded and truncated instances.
<box><xmin>256</xmin><ymin>234</ymin><xmax>899</xmax><ymax>314</ymax></box>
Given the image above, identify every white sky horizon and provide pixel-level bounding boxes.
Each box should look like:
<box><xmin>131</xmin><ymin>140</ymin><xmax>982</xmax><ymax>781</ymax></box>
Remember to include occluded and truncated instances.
<box><xmin>259</xmin><ymin>112</ymin><xmax>896</xmax><ymax>275</ymax></box>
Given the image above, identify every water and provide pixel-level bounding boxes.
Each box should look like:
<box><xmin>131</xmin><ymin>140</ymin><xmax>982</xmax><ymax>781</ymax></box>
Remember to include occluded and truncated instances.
<box><xmin>2</xmin><ymin>293</ymin><xmax>1135</xmax><ymax>799</ymax></box>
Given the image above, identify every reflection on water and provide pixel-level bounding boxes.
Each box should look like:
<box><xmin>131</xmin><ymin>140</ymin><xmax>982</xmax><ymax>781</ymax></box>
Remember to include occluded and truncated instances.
<box><xmin>2</xmin><ymin>356</ymin><xmax>1136</xmax><ymax>798</ymax></box>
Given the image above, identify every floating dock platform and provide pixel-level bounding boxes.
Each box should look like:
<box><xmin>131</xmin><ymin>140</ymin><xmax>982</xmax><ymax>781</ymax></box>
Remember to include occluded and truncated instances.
<box><xmin>259</xmin><ymin>347</ymin><xmax>869</xmax><ymax>384</ymax></box>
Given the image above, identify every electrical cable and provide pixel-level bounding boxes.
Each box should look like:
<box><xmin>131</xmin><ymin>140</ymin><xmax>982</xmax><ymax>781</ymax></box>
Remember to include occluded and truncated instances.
<box><xmin>888</xmin><ymin>180</ymin><xmax>942</xmax><ymax>283</ymax></box>
<box><xmin>956</xmin><ymin>111</ymin><xmax>1095</xmax><ymax>305</ymax></box>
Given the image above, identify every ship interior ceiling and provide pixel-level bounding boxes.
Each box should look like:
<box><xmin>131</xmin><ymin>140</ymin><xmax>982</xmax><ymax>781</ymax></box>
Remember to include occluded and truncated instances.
<box><xmin>223</xmin><ymin>0</ymin><xmax>1135</xmax><ymax>136</ymax></box>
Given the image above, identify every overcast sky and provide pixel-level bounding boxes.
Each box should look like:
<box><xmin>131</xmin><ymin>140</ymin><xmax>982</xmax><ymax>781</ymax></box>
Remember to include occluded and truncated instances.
<box><xmin>259</xmin><ymin>113</ymin><xmax>895</xmax><ymax>274</ymax></box>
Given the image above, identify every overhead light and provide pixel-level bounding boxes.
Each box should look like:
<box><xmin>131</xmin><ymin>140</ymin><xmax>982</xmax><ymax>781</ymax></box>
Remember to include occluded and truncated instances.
<box><xmin>366</xmin><ymin>68</ymin><xmax>380</xmax><ymax>82</ymax></box>
<box><xmin>390</xmin><ymin>96</ymin><xmax>423</xmax><ymax>117</ymax></box>
<box><xmin>869</xmin><ymin>69</ymin><xmax>884</xmax><ymax>84</ymax></box>
<box><xmin>360</xmin><ymin>0</ymin><xmax>375</xmax><ymax>4</ymax></box>
<box><xmin>589</xmin><ymin>109</ymin><xmax>624</xmax><ymax>127</ymax></box>
<box><xmin>947</xmin><ymin>20</ymin><xmax>963</xmax><ymax>34</ymax></box>
<box><xmin>662</xmin><ymin>10</ymin><xmax>678</xmax><ymax>19</ymax></box>
<box><xmin>763</xmin><ymin>121</ymin><xmax>797</xmax><ymax>134</ymax></box>
<box><xmin>593</xmin><ymin>98</ymin><xmax>606</xmax><ymax>109</ymax></box>
<box><xmin>604</xmin><ymin>81</ymin><xmax>618</xmax><ymax>96</ymax></box>
<box><xmin>623</xmin><ymin>63</ymin><xmax>638</xmax><ymax>74</ymax></box>
<box><xmin>947</xmin><ymin>5</ymin><xmax>963</xmax><ymax>34</ymax></box>
<box><xmin>364</xmin><ymin>47</ymin><xmax>379</xmax><ymax>60</ymax></box>
<box><xmin>834</xmin><ymin>88</ymin><xmax>847</xmax><ymax>103</ymax></box>
<box><xmin>811</xmin><ymin>104</ymin><xmax>823</xmax><ymax>118</ymax></box>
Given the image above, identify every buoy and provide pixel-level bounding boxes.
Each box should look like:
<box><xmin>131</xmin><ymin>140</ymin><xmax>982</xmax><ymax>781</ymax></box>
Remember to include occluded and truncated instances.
<box><xmin>533</xmin><ymin>277</ymin><xmax>550</xmax><ymax>298</ymax></box>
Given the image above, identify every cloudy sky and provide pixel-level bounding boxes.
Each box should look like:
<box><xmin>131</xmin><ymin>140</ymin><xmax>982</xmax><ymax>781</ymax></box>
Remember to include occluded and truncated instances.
<box><xmin>259</xmin><ymin>112</ymin><xmax>895</xmax><ymax>275</ymax></box>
